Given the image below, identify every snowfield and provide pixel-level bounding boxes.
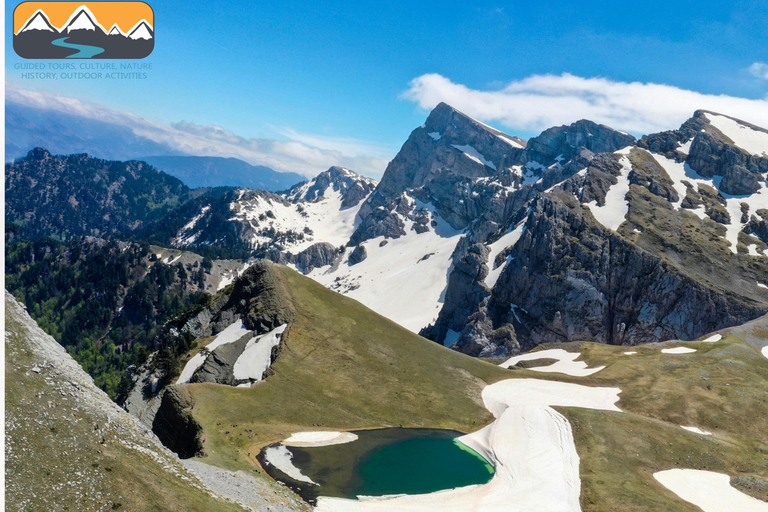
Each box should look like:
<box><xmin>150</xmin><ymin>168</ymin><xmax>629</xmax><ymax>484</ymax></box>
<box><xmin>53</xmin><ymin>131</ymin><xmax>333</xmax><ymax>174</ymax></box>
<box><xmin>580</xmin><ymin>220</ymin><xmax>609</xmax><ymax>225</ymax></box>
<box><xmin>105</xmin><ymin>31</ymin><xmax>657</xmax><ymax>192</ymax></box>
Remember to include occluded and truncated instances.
<box><xmin>583</xmin><ymin>150</ymin><xmax>632</xmax><ymax>232</ymax></box>
<box><xmin>500</xmin><ymin>348</ymin><xmax>605</xmax><ymax>377</ymax></box>
<box><xmin>233</xmin><ymin>187</ymin><xmax>364</xmax><ymax>253</ymax></box>
<box><xmin>705</xmin><ymin>113</ymin><xmax>768</xmax><ymax>158</ymax></box>
<box><xmin>307</xmin><ymin>199</ymin><xmax>463</xmax><ymax>332</ymax></box>
<box><xmin>654</xmin><ymin>469</ymin><xmax>768</xmax><ymax>512</ymax></box>
<box><xmin>232</xmin><ymin>324</ymin><xmax>287</xmax><ymax>384</ymax></box>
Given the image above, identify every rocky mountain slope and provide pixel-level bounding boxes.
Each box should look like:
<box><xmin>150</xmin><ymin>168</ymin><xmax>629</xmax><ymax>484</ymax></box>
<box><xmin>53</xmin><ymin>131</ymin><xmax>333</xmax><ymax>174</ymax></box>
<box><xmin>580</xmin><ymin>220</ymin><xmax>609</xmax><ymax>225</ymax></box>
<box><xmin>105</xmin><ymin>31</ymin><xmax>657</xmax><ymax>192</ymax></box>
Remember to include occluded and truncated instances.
<box><xmin>5</xmin><ymin>292</ymin><xmax>249</xmax><ymax>511</ymax></box>
<box><xmin>11</xmin><ymin>103</ymin><xmax>768</xmax><ymax>360</ymax></box>
<box><xmin>5</xmin><ymin>236</ymin><xmax>250</xmax><ymax>398</ymax></box>
<box><xmin>6</xmin><ymin>148</ymin><xmax>191</xmax><ymax>241</ymax></box>
<box><xmin>443</xmin><ymin>110</ymin><xmax>768</xmax><ymax>356</ymax></box>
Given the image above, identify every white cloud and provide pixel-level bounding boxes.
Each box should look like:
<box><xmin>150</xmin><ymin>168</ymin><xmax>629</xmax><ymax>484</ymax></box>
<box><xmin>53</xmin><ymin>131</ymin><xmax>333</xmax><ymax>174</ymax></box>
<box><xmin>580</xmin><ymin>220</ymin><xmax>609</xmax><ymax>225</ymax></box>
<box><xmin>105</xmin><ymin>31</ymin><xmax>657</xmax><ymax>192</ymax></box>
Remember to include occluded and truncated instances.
<box><xmin>403</xmin><ymin>73</ymin><xmax>768</xmax><ymax>135</ymax></box>
<box><xmin>6</xmin><ymin>83</ymin><xmax>392</xmax><ymax>178</ymax></box>
<box><xmin>750</xmin><ymin>62</ymin><xmax>768</xmax><ymax>80</ymax></box>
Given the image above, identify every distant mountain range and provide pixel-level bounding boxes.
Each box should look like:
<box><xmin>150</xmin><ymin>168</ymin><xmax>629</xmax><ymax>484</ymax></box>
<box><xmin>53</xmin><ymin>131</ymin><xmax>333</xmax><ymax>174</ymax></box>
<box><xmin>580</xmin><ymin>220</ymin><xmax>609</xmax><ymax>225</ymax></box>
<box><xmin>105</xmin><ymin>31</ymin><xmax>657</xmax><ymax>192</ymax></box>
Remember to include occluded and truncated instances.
<box><xmin>139</xmin><ymin>155</ymin><xmax>305</xmax><ymax>191</ymax></box>
<box><xmin>5</xmin><ymin>101</ymin><xmax>304</xmax><ymax>191</ymax></box>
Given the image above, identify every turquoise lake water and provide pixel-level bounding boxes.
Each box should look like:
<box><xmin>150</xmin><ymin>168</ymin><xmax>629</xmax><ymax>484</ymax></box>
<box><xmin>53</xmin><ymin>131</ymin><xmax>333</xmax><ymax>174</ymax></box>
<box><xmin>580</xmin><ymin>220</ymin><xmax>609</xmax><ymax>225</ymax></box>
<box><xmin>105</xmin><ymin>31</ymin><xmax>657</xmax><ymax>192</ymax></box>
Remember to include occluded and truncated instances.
<box><xmin>260</xmin><ymin>428</ymin><xmax>494</xmax><ymax>504</ymax></box>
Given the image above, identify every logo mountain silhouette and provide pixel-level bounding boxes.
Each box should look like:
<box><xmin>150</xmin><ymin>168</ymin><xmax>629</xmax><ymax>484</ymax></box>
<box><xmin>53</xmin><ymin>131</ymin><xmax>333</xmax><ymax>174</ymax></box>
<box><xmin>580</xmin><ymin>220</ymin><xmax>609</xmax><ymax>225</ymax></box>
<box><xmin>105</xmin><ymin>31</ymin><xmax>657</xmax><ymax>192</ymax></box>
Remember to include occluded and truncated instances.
<box><xmin>13</xmin><ymin>2</ymin><xmax>154</xmax><ymax>59</ymax></box>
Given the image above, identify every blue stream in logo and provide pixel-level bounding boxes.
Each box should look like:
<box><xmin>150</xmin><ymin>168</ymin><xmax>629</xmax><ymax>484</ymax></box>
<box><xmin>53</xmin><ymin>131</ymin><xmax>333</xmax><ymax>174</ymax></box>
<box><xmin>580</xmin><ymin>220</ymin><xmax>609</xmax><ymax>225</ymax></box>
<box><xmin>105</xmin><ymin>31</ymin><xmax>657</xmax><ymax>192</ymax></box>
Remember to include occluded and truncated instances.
<box><xmin>51</xmin><ymin>37</ymin><xmax>104</xmax><ymax>58</ymax></box>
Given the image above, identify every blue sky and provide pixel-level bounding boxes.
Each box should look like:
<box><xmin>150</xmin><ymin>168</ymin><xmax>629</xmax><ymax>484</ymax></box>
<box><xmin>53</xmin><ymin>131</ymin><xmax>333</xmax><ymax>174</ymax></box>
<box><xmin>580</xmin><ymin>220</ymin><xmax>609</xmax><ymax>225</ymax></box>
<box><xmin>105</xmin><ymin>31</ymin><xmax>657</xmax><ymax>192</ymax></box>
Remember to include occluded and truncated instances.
<box><xmin>6</xmin><ymin>0</ymin><xmax>768</xmax><ymax>177</ymax></box>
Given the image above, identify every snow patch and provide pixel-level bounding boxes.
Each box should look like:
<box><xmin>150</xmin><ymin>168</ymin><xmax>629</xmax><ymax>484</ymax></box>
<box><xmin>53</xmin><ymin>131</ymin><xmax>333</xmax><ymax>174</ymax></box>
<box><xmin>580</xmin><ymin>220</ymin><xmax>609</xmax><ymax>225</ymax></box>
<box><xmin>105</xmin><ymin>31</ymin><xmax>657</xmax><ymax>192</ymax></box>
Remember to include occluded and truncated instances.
<box><xmin>500</xmin><ymin>348</ymin><xmax>605</xmax><ymax>377</ymax></box>
<box><xmin>282</xmin><ymin>431</ymin><xmax>358</xmax><ymax>448</ymax></box>
<box><xmin>681</xmin><ymin>426</ymin><xmax>713</xmax><ymax>436</ymax></box>
<box><xmin>451</xmin><ymin>144</ymin><xmax>497</xmax><ymax>170</ymax></box>
<box><xmin>428</xmin><ymin>132</ymin><xmax>441</xmax><ymax>140</ymax></box>
<box><xmin>706</xmin><ymin>113</ymin><xmax>768</xmax><ymax>157</ymax></box>
<box><xmin>623</xmin><ymin>351</ymin><xmax>637</xmax><ymax>355</ymax></box>
<box><xmin>584</xmin><ymin>155</ymin><xmax>631</xmax><ymax>231</ymax></box>
<box><xmin>661</xmin><ymin>347</ymin><xmax>697</xmax><ymax>354</ymax></box>
<box><xmin>497</xmin><ymin>134</ymin><xmax>524</xmax><ymax>149</ymax></box>
<box><xmin>232</xmin><ymin>324</ymin><xmax>287</xmax><ymax>383</ymax></box>
<box><xmin>654</xmin><ymin>469</ymin><xmax>768</xmax><ymax>512</ymax></box>
<box><xmin>484</xmin><ymin>220</ymin><xmax>527</xmax><ymax>288</ymax></box>
<box><xmin>264</xmin><ymin>445</ymin><xmax>317</xmax><ymax>485</ymax></box>
<box><xmin>443</xmin><ymin>329</ymin><xmax>460</xmax><ymax>349</ymax></box>
<box><xmin>701</xmin><ymin>334</ymin><xmax>722</xmax><ymax>343</ymax></box>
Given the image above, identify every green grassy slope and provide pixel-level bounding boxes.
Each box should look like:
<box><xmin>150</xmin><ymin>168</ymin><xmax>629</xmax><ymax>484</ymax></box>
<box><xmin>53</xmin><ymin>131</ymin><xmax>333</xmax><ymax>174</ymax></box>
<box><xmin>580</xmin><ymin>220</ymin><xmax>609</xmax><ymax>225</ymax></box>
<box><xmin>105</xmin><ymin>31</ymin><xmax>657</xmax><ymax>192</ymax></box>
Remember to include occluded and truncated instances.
<box><xmin>185</xmin><ymin>264</ymin><xmax>511</xmax><ymax>472</ymax></box>
<box><xmin>5</xmin><ymin>295</ymin><xmax>246</xmax><ymax>512</ymax></box>
<box><xmin>179</xmin><ymin>262</ymin><xmax>768</xmax><ymax>511</ymax></box>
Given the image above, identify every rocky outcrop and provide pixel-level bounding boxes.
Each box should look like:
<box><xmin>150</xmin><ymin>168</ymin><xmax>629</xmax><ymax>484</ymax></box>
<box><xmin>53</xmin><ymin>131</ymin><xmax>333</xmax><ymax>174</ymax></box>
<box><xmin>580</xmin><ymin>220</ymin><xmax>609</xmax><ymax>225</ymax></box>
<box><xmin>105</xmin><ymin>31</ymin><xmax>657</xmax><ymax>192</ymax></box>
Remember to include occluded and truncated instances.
<box><xmin>266</xmin><ymin>242</ymin><xmax>343</xmax><ymax>274</ymax></box>
<box><xmin>190</xmin><ymin>332</ymin><xmax>254</xmax><ymax>385</ymax></box>
<box><xmin>348</xmin><ymin>244</ymin><xmax>367</xmax><ymax>265</ymax></box>
<box><xmin>688</xmin><ymin>131</ymin><xmax>767</xmax><ymax>195</ymax></box>
<box><xmin>453</xmin><ymin>193</ymin><xmax>767</xmax><ymax>355</ymax></box>
<box><xmin>152</xmin><ymin>386</ymin><xmax>203</xmax><ymax>458</ymax></box>
<box><xmin>526</xmin><ymin>119</ymin><xmax>636</xmax><ymax>166</ymax></box>
<box><xmin>640</xmin><ymin>110</ymin><xmax>768</xmax><ymax>196</ymax></box>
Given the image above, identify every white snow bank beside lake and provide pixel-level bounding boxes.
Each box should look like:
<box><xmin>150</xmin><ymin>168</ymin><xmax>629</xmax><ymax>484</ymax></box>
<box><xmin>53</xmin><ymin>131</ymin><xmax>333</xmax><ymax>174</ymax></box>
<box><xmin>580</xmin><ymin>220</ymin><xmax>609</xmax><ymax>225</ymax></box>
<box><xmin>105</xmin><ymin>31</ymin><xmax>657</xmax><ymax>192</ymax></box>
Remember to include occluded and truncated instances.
<box><xmin>264</xmin><ymin>445</ymin><xmax>317</xmax><ymax>485</ymax></box>
<box><xmin>315</xmin><ymin>379</ymin><xmax>621</xmax><ymax>512</ymax></box>
<box><xmin>282</xmin><ymin>431</ymin><xmax>358</xmax><ymax>448</ymax></box>
<box><xmin>176</xmin><ymin>320</ymin><xmax>252</xmax><ymax>384</ymax></box>
<box><xmin>654</xmin><ymin>469</ymin><xmax>768</xmax><ymax>512</ymax></box>
<box><xmin>500</xmin><ymin>349</ymin><xmax>605</xmax><ymax>377</ymax></box>
<box><xmin>233</xmin><ymin>324</ymin><xmax>287</xmax><ymax>384</ymax></box>
<box><xmin>661</xmin><ymin>347</ymin><xmax>697</xmax><ymax>354</ymax></box>
<box><xmin>762</xmin><ymin>346</ymin><xmax>768</xmax><ymax>360</ymax></box>
<box><xmin>702</xmin><ymin>334</ymin><xmax>722</xmax><ymax>343</ymax></box>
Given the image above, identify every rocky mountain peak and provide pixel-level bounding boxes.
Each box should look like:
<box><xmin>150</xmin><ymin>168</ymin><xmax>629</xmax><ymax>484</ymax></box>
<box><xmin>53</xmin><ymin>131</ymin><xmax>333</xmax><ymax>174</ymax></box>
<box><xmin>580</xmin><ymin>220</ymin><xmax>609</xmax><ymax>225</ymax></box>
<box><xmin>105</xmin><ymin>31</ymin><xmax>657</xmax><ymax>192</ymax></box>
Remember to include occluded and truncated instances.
<box><xmin>526</xmin><ymin>119</ymin><xmax>636</xmax><ymax>166</ymax></box>
<box><xmin>286</xmin><ymin>165</ymin><xmax>376</xmax><ymax>208</ymax></box>
<box><xmin>374</xmin><ymin>103</ymin><xmax>526</xmax><ymax>200</ymax></box>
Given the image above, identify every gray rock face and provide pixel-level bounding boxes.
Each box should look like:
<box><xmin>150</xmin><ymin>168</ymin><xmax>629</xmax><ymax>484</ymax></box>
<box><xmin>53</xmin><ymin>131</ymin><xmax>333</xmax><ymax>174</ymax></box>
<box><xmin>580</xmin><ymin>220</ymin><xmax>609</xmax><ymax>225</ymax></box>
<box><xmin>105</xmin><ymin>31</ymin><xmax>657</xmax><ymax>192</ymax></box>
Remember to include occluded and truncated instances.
<box><xmin>452</xmin><ymin>193</ymin><xmax>767</xmax><ymax>355</ymax></box>
<box><xmin>190</xmin><ymin>332</ymin><xmax>253</xmax><ymax>385</ymax></box>
<box><xmin>688</xmin><ymin>131</ymin><xmax>767</xmax><ymax>195</ymax></box>
<box><xmin>265</xmin><ymin>242</ymin><xmax>343</xmax><ymax>274</ymax></box>
<box><xmin>640</xmin><ymin>110</ymin><xmax>768</xmax><ymax>196</ymax></box>
<box><xmin>152</xmin><ymin>386</ymin><xmax>203</xmax><ymax>458</ymax></box>
<box><xmin>374</xmin><ymin>102</ymin><xmax>527</xmax><ymax>200</ymax></box>
<box><xmin>348</xmin><ymin>244</ymin><xmax>367</xmax><ymax>265</ymax></box>
<box><xmin>526</xmin><ymin>119</ymin><xmax>636</xmax><ymax>166</ymax></box>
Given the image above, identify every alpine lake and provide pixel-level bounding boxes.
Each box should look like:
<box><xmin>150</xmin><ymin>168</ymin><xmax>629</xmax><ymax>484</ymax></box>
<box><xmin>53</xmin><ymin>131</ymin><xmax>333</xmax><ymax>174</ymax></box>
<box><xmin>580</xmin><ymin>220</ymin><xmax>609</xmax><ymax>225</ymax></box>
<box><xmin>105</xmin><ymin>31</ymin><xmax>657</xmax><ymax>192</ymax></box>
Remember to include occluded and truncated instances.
<box><xmin>259</xmin><ymin>428</ymin><xmax>495</xmax><ymax>505</ymax></box>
